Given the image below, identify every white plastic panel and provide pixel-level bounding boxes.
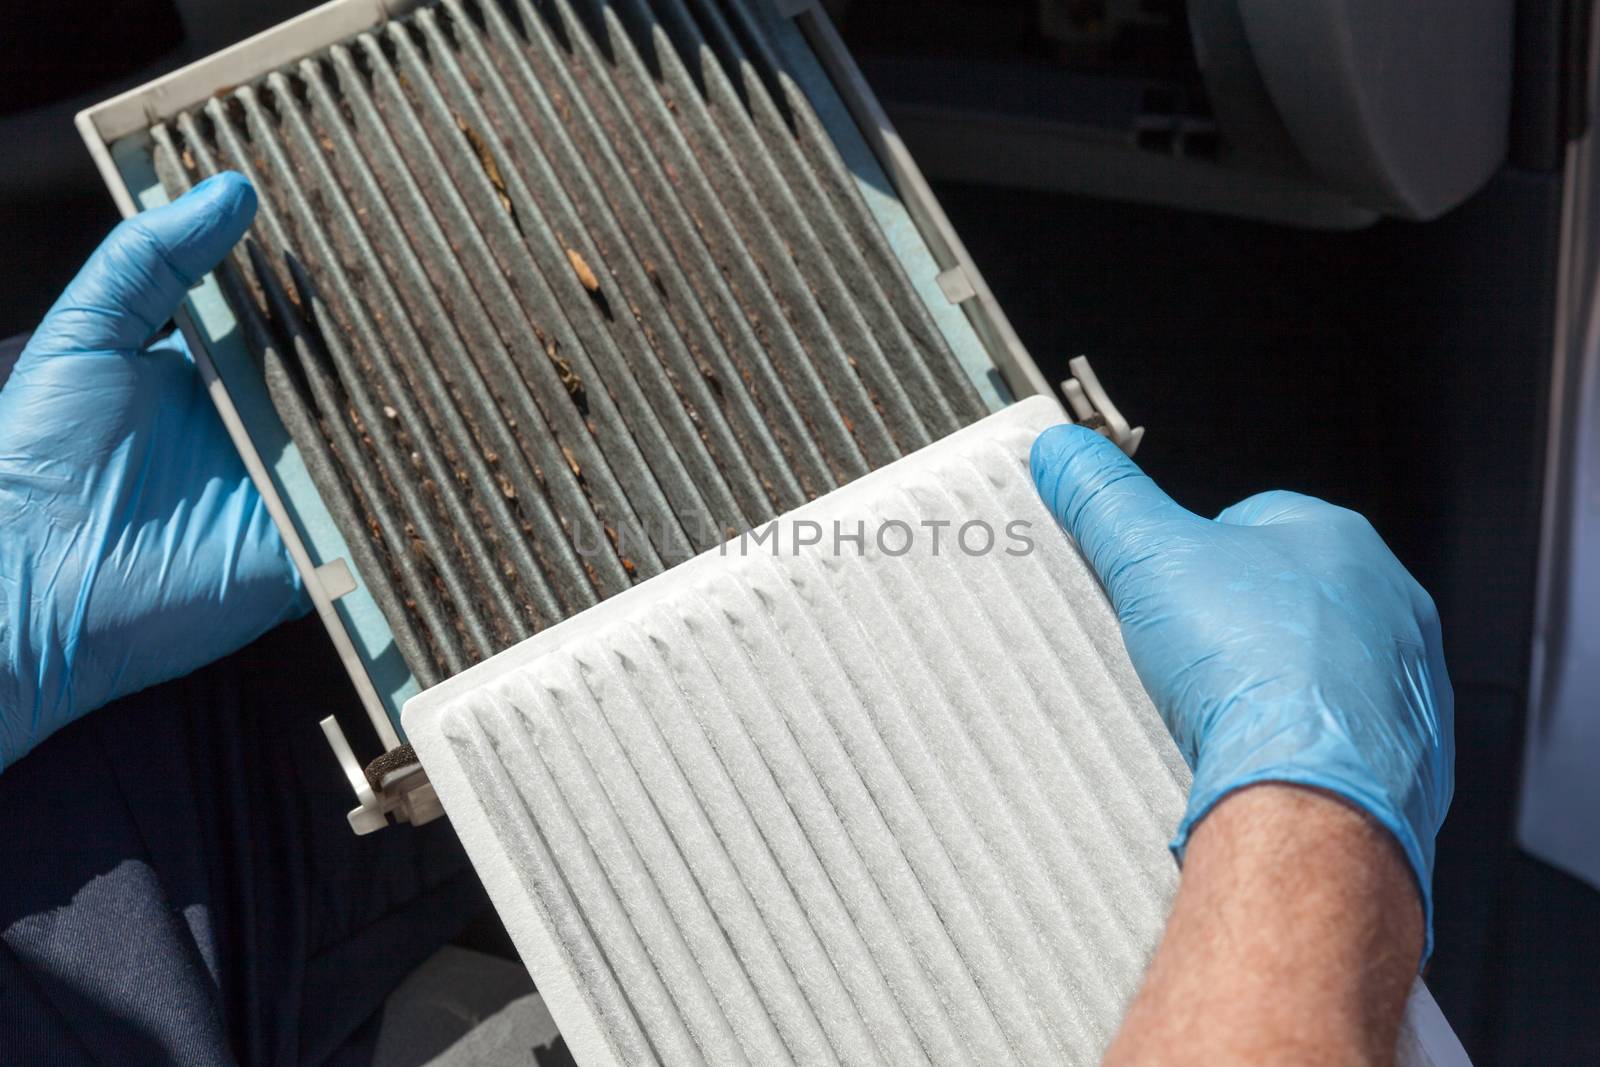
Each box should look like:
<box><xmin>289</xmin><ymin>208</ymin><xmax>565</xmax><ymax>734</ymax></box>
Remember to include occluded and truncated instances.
<box><xmin>406</xmin><ymin>397</ymin><xmax>1468</xmax><ymax>1065</ymax></box>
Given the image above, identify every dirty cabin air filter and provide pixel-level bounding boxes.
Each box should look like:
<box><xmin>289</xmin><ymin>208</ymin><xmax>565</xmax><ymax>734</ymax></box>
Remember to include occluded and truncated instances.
<box><xmin>78</xmin><ymin>0</ymin><xmax>1077</xmax><ymax>828</ymax></box>
<box><xmin>152</xmin><ymin>0</ymin><xmax>1004</xmax><ymax>682</ymax></box>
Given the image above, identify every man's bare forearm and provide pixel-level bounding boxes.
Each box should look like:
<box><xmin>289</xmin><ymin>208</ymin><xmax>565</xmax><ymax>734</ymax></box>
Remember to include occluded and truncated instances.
<box><xmin>1104</xmin><ymin>784</ymin><xmax>1424</xmax><ymax>1067</ymax></box>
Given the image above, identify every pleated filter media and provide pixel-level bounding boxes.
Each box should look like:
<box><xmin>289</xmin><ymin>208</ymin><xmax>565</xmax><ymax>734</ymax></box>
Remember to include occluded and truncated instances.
<box><xmin>82</xmin><ymin>0</ymin><xmax>1027</xmax><ymax>779</ymax></box>
<box><xmin>406</xmin><ymin>398</ymin><xmax>1468</xmax><ymax>1066</ymax></box>
<box><xmin>149</xmin><ymin>0</ymin><xmax>992</xmax><ymax>695</ymax></box>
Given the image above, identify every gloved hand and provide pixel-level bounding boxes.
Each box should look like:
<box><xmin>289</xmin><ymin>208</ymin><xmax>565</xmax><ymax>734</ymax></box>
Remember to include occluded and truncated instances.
<box><xmin>1032</xmin><ymin>424</ymin><xmax>1453</xmax><ymax>960</ymax></box>
<box><xmin>0</xmin><ymin>173</ymin><xmax>306</xmax><ymax>772</ymax></box>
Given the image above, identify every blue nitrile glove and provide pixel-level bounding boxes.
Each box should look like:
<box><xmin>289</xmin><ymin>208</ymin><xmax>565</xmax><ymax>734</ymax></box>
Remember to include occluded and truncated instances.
<box><xmin>1032</xmin><ymin>424</ymin><xmax>1453</xmax><ymax>960</ymax></box>
<box><xmin>0</xmin><ymin>173</ymin><xmax>307</xmax><ymax>772</ymax></box>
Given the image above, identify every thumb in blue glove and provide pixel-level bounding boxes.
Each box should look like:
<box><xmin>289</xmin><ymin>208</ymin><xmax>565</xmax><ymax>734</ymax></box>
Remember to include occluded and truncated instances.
<box><xmin>0</xmin><ymin>172</ymin><xmax>307</xmax><ymax>772</ymax></box>
<box><xmin>1031</xmin><ymin>424</ymin><xmax>1453</xmax><ymax>961</ymax></box>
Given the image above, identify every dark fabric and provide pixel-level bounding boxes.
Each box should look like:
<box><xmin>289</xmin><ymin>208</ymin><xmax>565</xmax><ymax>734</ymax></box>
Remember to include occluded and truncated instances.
<box><xmin>0</xmin><ymin>615</ymin><xmax>488</xmax><ymax>1066</ymax></box>
<box><xmin>0</xmin><ymin>331</ymin><xmax>27</xmax><ymax>389</ymax></box>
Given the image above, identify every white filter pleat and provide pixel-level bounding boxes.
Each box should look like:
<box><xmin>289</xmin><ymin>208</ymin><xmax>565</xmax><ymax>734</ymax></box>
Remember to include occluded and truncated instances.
<box><xmin>408</xmin><ymin>396</ymin><xmax>1467</xmax><ymax>1067</ymax></box>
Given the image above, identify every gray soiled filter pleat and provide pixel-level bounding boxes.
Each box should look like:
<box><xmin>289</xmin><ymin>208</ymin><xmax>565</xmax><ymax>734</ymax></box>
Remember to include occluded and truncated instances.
<box><xmin>574</xmin><ymin>0</ymin><xmax>905</xmax><ymax>466</ymax></box>
<box><xmin>175</xmin><ymin>107</ymin><xmax>502</xmax><ymax>669</ymax></box>
<box><xmin>293</xmin><ymin>51</ymin><xmax>620</xmax><ymax>609</ymax></box>
<box><xmin>371</xmin><ymin>8</ymin><xmax>733</xmax><ymax>568</ymax></box>
<box><xmin>153</xmin><ymin>123</ymin><xmax>459</xmax><ymax>682</ymax></box>
<box><xmin>405</xmin><ymin>398</ymin><xmax>1192</xmax><ymax>1066</ymax></box>
<box><xmin>534</xmin><ymin>0</ymin><xmax>895</xmax><ymax>472</ymax></box>
<box><xmin>381</xmin><ymin>17</ymin><xmax>738</xmax><ymax>552</ymax></box>
<box><xmin>152</xmin><ymin>0</ymin><xmax>993</xmax><ymax>683</ymax></box>
<box><xmin>642</xmin><ymin>0</ymin><xmax>963</xmax><ymax>443</ymax></box>
<box><xmin>260</xmin><ymin>70</ymin><xmax>572</xmax><ymax>631</ymax></box>
<box><xmin>203</xmin><ymin>89</ymin><xmax>537</xmax><ymax>656</ymax></box>
<box><xmin>407</xmin><ymin>398</ymin><xmax>1456</xmax><ymax>1066</ymax></box>
<box><xmin>489</xmin><ymin>0</ymin><xmax>856</xmax><ymax>495</ymax></box>
<box><xmin>433</xmin><ymin>0</ymin><xmax>802</xmax><ymax>518</ymax></box>
<box><xmin>326</xmin><ymin>38</ymin><xmax>668</xmax><ymax>582</ymax></box>
<box><xmin>449</xmin><ymin>0</ymin><xmax>812</xmax><ymax>511</ymax></box>
<box><xmin>414</xmin><ymin>7</ymin><xmax>775</xmax><ymax>528</ymax></box>
<box><xmin>682</xmin><ymin>0</ymin><xmax>988</xmax><ymax>424</ymax></box>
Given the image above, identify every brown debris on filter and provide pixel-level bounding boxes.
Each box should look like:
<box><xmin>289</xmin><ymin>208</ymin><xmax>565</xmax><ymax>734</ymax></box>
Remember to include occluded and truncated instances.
<box><xmin>642</xmin><ymin>257</ymin><xmax>667</xmax><ymax>300</ymax></box>
<box><xmin>566</xmin><ymin>247</ymin><xmax>601</xmax><ymax>293</ymax></box>
<box><xmin>455</xmin><ymin>112</ymin><xmax>513</xmax><ymax>216</ymax></box>
<box><xmin>561</xmin><ymin>445</ymin><xmax>583</xmax><ymax>481</ymax></box>
<box><xmin>699</xmin><ymin>361</ymin><xmax>724</xmax><ymax>400</ymax></box>
<box><xmin>545</xmin><ymin>339</ymin><xmax>587</xmax><ymax>407</ymax></box>
<box><xmin>603</xmin><ymin>525</ymin><xmax>637</xmax><ymax>577</ymax></box>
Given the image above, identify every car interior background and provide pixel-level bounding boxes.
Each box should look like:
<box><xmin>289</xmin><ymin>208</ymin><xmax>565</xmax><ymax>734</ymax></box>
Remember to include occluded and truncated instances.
<box><xmin>3</xmin><ymin>1</ymin><xmax>1598</xmax><ymax>1064</ymax></box>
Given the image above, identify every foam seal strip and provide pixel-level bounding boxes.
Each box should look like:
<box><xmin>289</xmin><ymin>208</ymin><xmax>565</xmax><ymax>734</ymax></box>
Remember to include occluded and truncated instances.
<box><xmin>405</xmin><ymin>397</ymin><xmax>1471</xmax><ymax>1066</ymax></box>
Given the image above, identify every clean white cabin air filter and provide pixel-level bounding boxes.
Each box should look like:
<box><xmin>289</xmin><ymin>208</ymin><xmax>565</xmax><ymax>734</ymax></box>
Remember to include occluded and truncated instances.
<box><xmin>404</xmin><ymin>397</ymin><xmax>1470</xmax><ymax>1066</ymax></box>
